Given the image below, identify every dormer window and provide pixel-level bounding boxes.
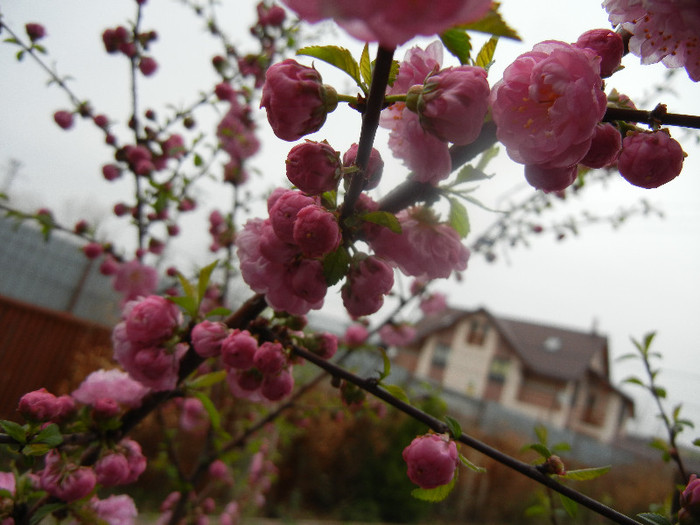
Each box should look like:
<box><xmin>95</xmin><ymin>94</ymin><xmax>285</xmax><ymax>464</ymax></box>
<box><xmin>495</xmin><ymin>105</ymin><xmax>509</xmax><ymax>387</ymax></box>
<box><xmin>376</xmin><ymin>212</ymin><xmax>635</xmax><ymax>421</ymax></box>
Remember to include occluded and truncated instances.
<box><xmin>467</xmin><ymin>319</ymin><xmax>489</xmax><ymax>346</ymax></box>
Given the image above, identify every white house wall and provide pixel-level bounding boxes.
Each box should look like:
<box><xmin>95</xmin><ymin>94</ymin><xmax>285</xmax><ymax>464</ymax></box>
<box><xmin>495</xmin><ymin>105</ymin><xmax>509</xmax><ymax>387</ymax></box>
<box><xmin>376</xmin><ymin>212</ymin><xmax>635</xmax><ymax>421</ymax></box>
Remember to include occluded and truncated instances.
<box><xmin>442</xmin><ymin>318</ymin><xmax>496</xmax><ymax>397</ymax></box>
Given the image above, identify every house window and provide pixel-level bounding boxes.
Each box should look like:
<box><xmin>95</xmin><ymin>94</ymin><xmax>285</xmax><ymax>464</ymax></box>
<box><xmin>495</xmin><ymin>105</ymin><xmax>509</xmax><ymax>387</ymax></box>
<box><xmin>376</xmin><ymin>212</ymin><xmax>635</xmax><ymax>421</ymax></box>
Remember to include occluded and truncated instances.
<box><xmin>467</xmin><ymin>320</ymin><xmax>489</xmax><ymax>346</ymax></box>
<box><xmin>432</xmin><ymin>343</ymin><xmax>451</xmax><ymax>368</ymax></box>
<box><xmin>488</xmin><ymin>357</ymin><xmax>510</xmax><ymax>383</ymax></box>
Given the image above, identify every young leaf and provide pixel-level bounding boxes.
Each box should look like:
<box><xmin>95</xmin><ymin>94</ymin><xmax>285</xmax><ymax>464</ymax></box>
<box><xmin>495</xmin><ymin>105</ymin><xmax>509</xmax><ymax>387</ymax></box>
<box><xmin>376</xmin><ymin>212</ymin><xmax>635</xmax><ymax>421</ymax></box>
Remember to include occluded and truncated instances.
<box><xmin>524</xmin><ymin>443</ymin><xmax>552</xmax><ymax>460</ymax></box>
<box><xmin>193</xmin><ymin>391</ymin><xmax>221</xmax><ymax>430</ymax></box>
<box><xmin>459</xmin><ymin>453</ymin><xmax>486</xmax><ymax>473</ymax></box>
<box><xmin>378</xmin><ymin>348</ymin><xmax>391</xmax><ymax>381</ymax></box>
<box><xmin>693</xmin><ymin>438</ymin><xmax>700</xmax><ymax>447</ymax></box>
<box><xmin>30</xmin><ymin>503</ymin><xmax>67</xmax><ymax>525</ymax></box>
<box><xmin>176</xmin><ymin>271</ymin><xmax>197</xmax><ymax>301</ymax></box>
<box><xmin>359</xmin><ymin>43</ymin><xmax>372</xmax><ymax>88</ymax></box>
<box><xmin>637</xmin><ymin>513</ymin><xmax>673</xmax><ymax>525</ymax></box>
<box><xmin>411</xmin><ymin>474</ymin><xmax>457</xmax><ymax>502</ymax></box>
<box><xmin>475</xmin><ymin>36</ymin><xmax>498</xmax><ymax>71</ymax></box>
<box><xmin>382</xmin><ymin>383</ymin><xmax>410</xmax><ymax>404</ymax></box>
<box><xmin>559</xmin><ymin>494</ymin><xmax>578</xmax><ymax>518</ymax></box>
<box><xmin>448</xmin><ymin>198</ymin><xmax>470</xmax><ymax>238</ymax></box>
<box><xmin>444</xmin><ymin>415</ymin><xmax>462</xmax><ymax>439</ymax></box>
<box><xmin>22</xmin><ymin>443</ymin><xmax>51</xmax><ymax>456</ymax></box>
<box><xmin>0</xmin><ymin>420</ymin><xmax>27</xmax><ymax>444</ymax></box>
<box><xmin>169</xmin><ymin>295</ymin><xmax>198</xmax><ymax>317</ymax></box>
<box><xmin>297</xmin><ymin>45</ymin><xmax>362</xmax><ymax>87</ymax></box>
<box><xmin>623</xmin><ymin>376</ymin><xmax>645</xmax><ymax>387</ymax></box>
<box><xmin>460</xmin><ymin>3</ymin><xmax>521</xmax><ymax>40</ymax></box>
<box><xmin>454</xmin><ymin>164</ymin><xmax>492</xmax><ymax>185</ymax></box>
<box><xmin>561</xmin><ymin>465</ymin><xmax>611</xmax><ymax>481</ymax></box>
<box><xmin>33</xmin><ymin>423</ymin><xmax>63</xmax><ymax>447</ymax></box>
<box><xmin>197</xmin><ymin>260</ymin><xmax>219</xmax><ymax>304</ymax></box>
<box><xmin>188</xmin><ymin>370</ymin><xmax>227</xmax><ymax>389</ymax></box>
<box><xmin>361</xmin><ymin>211</ymin><xmax>401</xmax><ymax>233</ymax></box>
<box><xmin>440</xmin><ymin>28</ymin><xmax>472</xmax><ymax>65</ymax></box>
<box><xmin>322</xmin><ymin>245</ymin><xmax>351</xmax><ymax>286</ymax></box>
<box><xmin>534</xmin><ymin>424</ymin><xmax>548</xmax><ymax>445</ymax></box>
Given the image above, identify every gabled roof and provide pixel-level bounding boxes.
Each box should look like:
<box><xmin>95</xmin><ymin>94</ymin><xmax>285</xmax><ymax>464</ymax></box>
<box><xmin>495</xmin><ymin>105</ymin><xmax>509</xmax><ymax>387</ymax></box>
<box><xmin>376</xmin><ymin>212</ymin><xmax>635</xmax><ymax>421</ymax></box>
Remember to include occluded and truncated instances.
<box><xmin>412</xmin><ymin>307</ymin><xmax>608</xmax><ymax>382</ymax></box>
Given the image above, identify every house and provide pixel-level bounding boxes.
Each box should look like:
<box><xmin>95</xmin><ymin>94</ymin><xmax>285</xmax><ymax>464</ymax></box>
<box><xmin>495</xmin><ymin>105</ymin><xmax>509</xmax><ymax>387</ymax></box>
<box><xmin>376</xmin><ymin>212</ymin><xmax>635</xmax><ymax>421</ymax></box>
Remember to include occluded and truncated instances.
<box><xmin>393</xmin><ymin>307</ymin><xmax>634</xmax><ymax>444</ymax></box>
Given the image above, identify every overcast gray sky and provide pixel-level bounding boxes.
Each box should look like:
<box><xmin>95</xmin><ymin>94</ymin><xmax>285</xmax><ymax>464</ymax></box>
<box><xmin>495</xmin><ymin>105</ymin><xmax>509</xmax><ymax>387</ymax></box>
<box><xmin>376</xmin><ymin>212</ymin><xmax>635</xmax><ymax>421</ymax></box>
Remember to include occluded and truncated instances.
<box><xmin>1</xmin><ymin>0</ymin><xmax>699</xmax><ymax>445</ymax></box>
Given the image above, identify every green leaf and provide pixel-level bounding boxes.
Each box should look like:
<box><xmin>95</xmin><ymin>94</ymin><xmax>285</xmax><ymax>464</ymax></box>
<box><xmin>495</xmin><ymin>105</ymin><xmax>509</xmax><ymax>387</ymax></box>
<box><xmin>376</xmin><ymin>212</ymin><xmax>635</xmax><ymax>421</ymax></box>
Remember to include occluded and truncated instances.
<box><xmin>448</xmin><ymin>198</ymin><xmax>470</xmax><ymax>238</ymax></box>
<box><xmin>440</xmin><ymin>28</ymin><xmax>472</xmax><ymax>65</ymax></box>
<box><xmin>382</xmin><ymin>384</ymin><xmax>410</xmax><ymax>404</ymax></box>
<box><xmin>444</xmin><ymin>415</ymin><xmax>462</xmax><ymax>439</ymax></box>
<box><xmin>359</xmin><ymin>43</ymin><xmax>372</xmax><ymax>88</ymax></box>
<box><xmin>322</xmin><ymin>245</ymin><xmax>351</xmax><ymax>286</ymax></box>
<box><xmin>1</xmin><ymin>420</ymin><xmax>27</xmax><ymax>444</ymax></box>
<box><xmin>562</xmin><ymin>465</ymin><xmax>611</xmax><ymax>481</ymax></box>
<box><xmin>616</xmin><ymin>352</ymin><xmax>639</xmax><ymax>361</ymax></box>
<box><xmin>475</xmin><ymin>145</ymin><xmax>500</xmax><ymax>171</ymax></box>
<box><xmin>524</xmin><ymin>443</ymin><xmax>552</xmax><ymax>459</ymax></box>
<box><xmin>205</xmin><ymin>307</ymin><xmax>233</xmax><ymax>318</ymax></box>
<box><xmin>475</xmin><ymin>36</ymin><xmax>498</xmax><ymax>71</ymax></box>
<box><xmin>16</xmin><ymin>49</ymin><xmax>25</xmax><ymax>61</ymax></box>
<box><xmin>22</xmin><ymin>443</ymin><xmax>51</xmax><ymax>456</ymax></box>
<box><xmin>454</xmin><ymin>164</ymin><xmax>492</xmax><ymax>185</ymax></box>
<box><xmin>623</xmin><ymin>376</ymin><xmax>645</xmax><ymax>387</ymax></box>
<box><xmin>411</xmin><ymin>473</ymin><xmax>457</xmax><ymax>502</ymax></box>
<box><xmin>693</xmin><ymin>438</ymin><xmax>700</xmax><ymax>447</ymax></box>
<box><xmin>297</xmin><ymin>45</ymin><xmax>362</xmax><ymax>87</ymax></box>
<box><xmin>176</xmin><ymin>271</ymin><xmax>197</xmax><ymax>301</ymax></box>
<box><xmin>193</xmin><ymin>153</ymin><xmax>203</xmax><ymax>167</ymax></box>
<box><xmin>459</xmin><ymin>453</ymin><xmax>486</xmax><ymax>473</ymax></box>
<box><xmin>361</xmin><ymin>211</ymin><xmax>401</xmax><ymax>233</ymax></box>
<box><xmin>33</xmin><ymin>423</ymin><xmax>63</xmax><ymax>447</ymax></box>
<box><xmin>378</xmin><ymin>348</ymin><xmax>391</xmax><ymax>381</ymax></box>
<box><xmin>559</xmin><ymin>494</ymin><xmax>578</xmax><ymax>518</ymax></box>
<box><xmin>637</xmin><ymin>513</ymin><xmax>673</xmax><ymax>525</ymax></box>
<box><xmin>460</xmin><ymin>3</ymin><xmax>520</xmax><ymax>40</ymax></box>
<box><xmin>197</xmin><ymin>260</ymin><xmax>219</xmax><ymax>305</ymax></box>
<box><xmin>169</xmin><ymin>296</ymin><xmax>198</xmax><ymax>317</ymax></box>
<box><xmin>653</xmin><ymin>386</ymin><xmax>667</xmax><ymax>399</ymax></box>
<box><xmin>188</xmin><ymin>370</ymin><xmax>227</xmax><ymax>389</ymax></box>
<box><xmin>30</xmin><ymin>503</ymin><xmax>67</xmax><ymax>525</ymax></box>
<box><xmin>534</xmin><ymin>424</ymin><xmax>548</xmax><ymax>445</ymax></box>
<box><xmin>193</xmin><ymin>391</ymin><xmax>221</xmax><ymax>430</ymax></box>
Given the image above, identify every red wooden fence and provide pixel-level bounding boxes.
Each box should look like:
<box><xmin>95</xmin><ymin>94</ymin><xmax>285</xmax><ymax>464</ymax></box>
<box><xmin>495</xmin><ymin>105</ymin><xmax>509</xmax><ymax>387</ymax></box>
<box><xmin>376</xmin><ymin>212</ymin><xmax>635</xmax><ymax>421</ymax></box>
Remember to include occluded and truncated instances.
<box><xmin>0</xmin><ymin>295</ymin><xmax>112</xmax><ymax>420</ymax></box>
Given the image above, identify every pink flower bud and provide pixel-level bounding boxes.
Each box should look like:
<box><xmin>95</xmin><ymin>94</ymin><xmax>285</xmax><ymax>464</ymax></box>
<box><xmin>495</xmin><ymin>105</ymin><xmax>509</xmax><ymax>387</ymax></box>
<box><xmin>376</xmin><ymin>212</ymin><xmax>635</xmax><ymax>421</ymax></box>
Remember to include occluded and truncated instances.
<box><xmin>221</xmin><ymin>329</ymin><xmax>258</xmax><ymax>369</ymax></box>
<box><xmin>53</xmin><ymin>110</ymin><xmax>74</xmax><ymax>130</ymax></box>
<box><xmin>269</xmin><ymin>190</ymin><xmax>316</xmax><ymax>244</ymax></box>
<box><xmin>308</xmin><ymin>332</ymin><xmax>338</xmax><ymax>360</ymax></box>
<box><xmin>343</xmin><ymin>324</ymin><xmax>368</xmax><ymax>347</ymax></box>
<box><xmin>254</xmin><ymin>342</ymin><xmax>287</xmax><ymax>375</ymax></box>
<box><xmin>102</xmin><ymin>163</ymin><xmax>122</xmax><ymax>181</ymax></box>
<box><xmin>342</xmin><ymin>256</ymin><xmax>394</xmax><ymax>318</ymax></box>
<box><xmin>580</xmin><ymin>123</ymin><xmax>622</xmax><ymax>169</ymax></box>
<box><xmin>402</xmin><ymin>433</ymin><xmax>458</xmax><ymax>489</ymax></box>
<box><xmin>286</xmin><ymin>140</ymin><xmax>342</xmax><ymax>195</ymax></box>
<box><xmin>618</xmin><ymin>130</ymin><xmax>685</xmax><ymax>188</ymax></box>
<box><xmin>123</xmin><ymin>295</ymin><xmax>182</xmax><ymax>345</ymax></box>
<box><xmin>292</xmin><ymin>205</ymin><xmax>341</xmax><ymax>258</ymax></box>
<box><xmin>575</xmin><ymin>29</ymin><xmax>624</xmax><ymax>78</ymax></box>
<box><xmin>209</xmin><ymin>459</ymin><xmax>233</xmax><ymax>484</ymax></box>
<box><xmin>260</xmin><ymin>368</ymin><xmax>294</xmax><ymax>401</ymax></box>
<box><xmin>82</xmin><ymin>242</ymin><xmax>103</xmax><ymax>259</ymax></box>
<box><xmin>680</xmin><ymin>475</ymin><xmax>700</xmax><ymax>524</ymax></box>
<box><xmin>257</xmin><ymin>2</ymin><xmax>286</xmax><ymax>27</ymax></box>
<box><xmin>40</xmin><ymin>451</ymin><xmax>97</xmax><ymax>503</ymax></box>
<box><xmin>192</xmin><ymin>320</ymin><xmax>229</xmax><ymax>358</ymax></box>
<box><xmin>524</xmin><ymin>164</ymin><xmax>578</xmax><ymax>193</ymax></box>
<box><xmin>18</xmin><ymin>388</ymin><xmax>59</xmax><ymax>422</ymax></box>
<box><xmin>96</xmin><ymin>453</ymin><xmax>131</xmax><ymax>487</ymax></box>
<box><xmin>25</xmin><ymin>23</ymin><xmax>46</xmax><ymax>42</ymax></box>
<box><xmin>290</xmin><ymin>259</ymin><xmax>328</xmax><ymax>304</ymax></box>
<box><xmin>412</xmin><ymin>65</ymin><xmax>490</xmax><ymax>145</ymax></box>
<box><xmin>260</xmin><ymin>59</ymin><xmax>338</xmax><ymax>141</ymax></box>
<box><xmin>342</xmin><ymin>143</ymin><xmax>384</xmax><ymax>190</ymax></box>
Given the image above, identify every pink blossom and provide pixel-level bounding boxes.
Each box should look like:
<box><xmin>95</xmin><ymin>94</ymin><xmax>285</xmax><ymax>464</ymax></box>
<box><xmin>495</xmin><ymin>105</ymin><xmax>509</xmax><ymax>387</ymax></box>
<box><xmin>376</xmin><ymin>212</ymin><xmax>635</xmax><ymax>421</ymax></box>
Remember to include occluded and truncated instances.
<box><xmin>603</xmin><ymin>0</ymin><xmax>700</xmax><ymax>81</ymax></box>
<box><xmin>123</xmin><ymin>295</ymin><xmax>182</xmax><ymax>345</ymax></box>
<box><xmin>618</xmin><ymin>130</ymin><xmax>685</xmax><ymax>188</ymax></box>
<box><xmin>342</xmin><ymin>256</ymin><xmax>394</xmax><ymax>318</ymax></box>
<box><xmin>0</xmin><ymin>471</ymin><xmax>15</xmax><ymax>495</ymax></box>
<box><xmin>402</xmin><ymin>433</ymin><xmax>458</xmax><ymax>489</ymax></box>
<box><xmin>112</xmin><ymin>260</ymin><xmax>158</xmax><ymax>303</ymax></box>
<box><xmin>490</xmin><ymin>41</ymin><xmax>607</xmax><ymax>175</ymax></box>
<box><xmin>120</xmin><ymin>438</ymin><xmax>147</xmax><ymax>484</ymax></box>
<box><xmin>368</xmin><ymin>208</ymin><xmax>469</xmax><ymax>280</ymax></box>
<box><xmin>260</xmin><ymin>59</ymin><xmax>338</xmax><ymax>141</ymax></box>
<box><xmin>292</xmin><ymin>205</ymin><xmax>341</xmax><ymax>258</ymax></box>
<box><xmin>574</xmin><ymin>29</ymin><xmax>624</xmax><ymax>78</ymax></box>
<box><xmin>18</xmin><ymin>388</ymin><xmax>59</xmax><ymax>422</ymax></box>
<box><xmin>53</xmin><ymin>110</ymin><xmax>74</xmax><ymax>130</ymax></box>
<box><xmin>93</xmin><ymin>398</ymin><xmax>121</xmax><ymax>419</ymax></box>
<box><xmin>209</xmin><ymin>460</ymin><xmax>233</xmax><ymax>485</ymax></box>
<box><xmin>91</xmin><ymin>494</ymin><xmax>138</xmax><ymax>525</ymax></box>
<box><xmin>221</xmin><ymin>329</ymin><xmax>258</xmax><ymax>370</ymax></box>
<box><xmin>343</xmin><ymin>324</ymin><xmax>369</xmax><ymax>347</ymax></box>
<box><xmin>410</xmin><ymin>65</ymin><xmax>490</xmax><ymax>145</ymax></box>
<box><xmin>281</xmin><ymin>0</ymin><xmax>492</xmax><ymax>48</ymax></box>
<box><xmin>226</xmin><ymin>368</ymin><xmax>265</xmax><ymax>402</ymax></box>
<box><xmin>524</xmin><ymin>164</ymin><xmax>578</xmax><ymax>193</ymax></box>
<box><xmin>96</xmin><ymin>453</ymin><xmax>131</xmax><ymax>487</ymax></box>
<box><xmin>217</xmin><ymin>103</ymin><xmax>260</xmax><ymax>161</ymax></box>
<box><xmin>40</xmin><ymin>451</ymin><xmax>96</xmax><ymax>503</ymax></box>
<box><xmin>257</xmin><ymin>2</ymin><xmax>286</xmax><ymax>26</ymax></box>
<box><xmin>261</xmin><ymin>368</ymin><xmax>294</xmax><ymax>401</ymax></box>
<box><xmin>254</xmin><ymin>342</ymin><xmax>287</xmax><ymax>375</ymax></box>
<box><xmin>72</xmin><ymin>369</ymin><xmax>149</xmax><ymax>408</ymax></box>
<box><xmin>680</xmin><ymin>474</ymin><xmax>700</xmax><ymax>523</ymax></box>
<box><xmin>420</xmin><ymin>293</ymin><xmax>448</xmax><ymax>316</ymax></box>
<box><xmin>309</xmin><ymin>332</ymin><xmax>338</xmax><ymax>359</ymax></box>
<box><xmin>102</xmin><ymin>164</ymin><xmax>122</xmax><ymax>181</ymax></box>
<box><xmin>379</xmin><ymin>323</ymin><xmax>416</xmax><ymax>347</ymax></box>
<box><xmin>290</xmin><ymin>259</ymin><xmax>328</xmax><ymax>304</ymax></box>
<box><xmin>191</xmin><ymin>320</ymin><xmax>229</xmax><ymax>358</ymax></box>
<box><xmin>342</xmin><ymin>143</ymin><xmax>384</xmax><ymax>190</ymax></box>
<box><xmin>269</xmin><ymin>190</ymin><xmax>316</xmax><ymax>244</ymax></box>
<box><xmin>220</xmin><ymin>502</ymin><xmax>240</xmax><ymax>525</ymax></box>
<box><xmin>179</xmin><ymin>397</ymin><xmax>209</xmax><ymax>433</ymax></box>
<box><xmin>161</xmin><ymin>134</ymin><xmax>185</xmax><ymax>159</ymax></box>
<box><xmin>580</xmin><ymin>123</ymin><xmax>622</xmax><ymax>169</ymax></box>
<box><xmin>286</xmin><ymin>140</ymin><xmax>342</xmax><ymax>195</ymax></box>
<box><xmin>25</xmin><ymin>23</ymin><xmax>46</xmax><ymax>42</ymax></box>
<box><xmin>138</xmin><ymin>56</ymin><xmax>158</xmax><ymax>76</ymax></box>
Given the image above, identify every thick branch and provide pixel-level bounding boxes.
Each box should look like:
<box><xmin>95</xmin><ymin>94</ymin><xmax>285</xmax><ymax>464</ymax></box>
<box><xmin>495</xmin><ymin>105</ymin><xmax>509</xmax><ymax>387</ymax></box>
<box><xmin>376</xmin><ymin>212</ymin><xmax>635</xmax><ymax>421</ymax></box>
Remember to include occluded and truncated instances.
<box><xmin>603</xmin><ymin>105</ymin><xmax>700</xmax><ymax>129</ymax></box>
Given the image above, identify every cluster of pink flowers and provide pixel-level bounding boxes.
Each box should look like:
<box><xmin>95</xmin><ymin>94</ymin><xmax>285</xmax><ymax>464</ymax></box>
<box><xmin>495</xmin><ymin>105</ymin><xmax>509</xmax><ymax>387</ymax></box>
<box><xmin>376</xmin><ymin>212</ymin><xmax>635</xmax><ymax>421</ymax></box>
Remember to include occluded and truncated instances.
<box><xmin>112</xmin><ymin>295</ymin><xmax>185</xmax><ymax>391</ymax></box>
<box><xmin>402</xmin><ymin>433</ymin><xmax>459</xmax><ymax>489</ymax></box>
<box><xmin>18</xmin><ymin>387</ymin><xmax>75</xmax><ymax>423</ymax></box>
<box><xmin>94</xmin><ymin>438</ymin><xmax>147</xmax><ymax>487</ymax></box>
<box><xmin>237</xmin><ymin>189</ymin><xmax>342</xmax><ymax>315</ymax></box>
<box><xmin>603</xmin><ymin>0</ymin><xmax>700</xmax><ymax>82</ymax></box>
<box><xmin>216</xmin><ymin>88</ymin><xmax>260</xmax><ymax>185</ymax></box>
<box><xmin>381</xmin><ymin>42</ymin><xmax>490</xmax><ymax>184</ymax></box>
<box><xmin>102</xmin><ymin>25</ymin><xmax>159</xmax><ymax>76</ymax></box>
<box><xmin>281</xmin><ymin>0</ymin><xmax>492</xmax><ymax>48</ymax></box>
